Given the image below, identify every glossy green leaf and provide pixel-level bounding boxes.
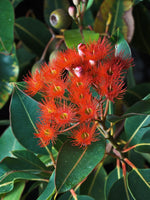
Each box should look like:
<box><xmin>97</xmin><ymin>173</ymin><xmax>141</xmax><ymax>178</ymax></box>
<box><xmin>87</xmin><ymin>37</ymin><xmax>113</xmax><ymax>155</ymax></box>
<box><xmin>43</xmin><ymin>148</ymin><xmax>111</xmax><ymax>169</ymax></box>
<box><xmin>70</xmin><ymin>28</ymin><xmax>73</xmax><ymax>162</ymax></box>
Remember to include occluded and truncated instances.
<box><xmin>44</xmin><ymin>0</ymin><xmax>70</xmax><ymax>25</ymax></box>
<box><xmin>39</xmin><ymin>147</ymin><xmax>58</xmax><ymax>166</ymax></box>
<box><xmin>125</xmin><ymin>98</ymin><xmax>150</xmax><ymax>146</ymax></box>
<box><xmin>55</xmin><ymin>138</ymin><xmax>105</xmax><ymax>193</ymax></box>
<box><xmin>0</xmin><ymin>0</ymin><xmax>14</xmax><ymax>53</ymax></box>
<box><xmin>0</xmin><ymin>46</ymin><xmax>19</xmax><ymax>109</ymax></box>
<box><xmin>140</xmin><ymin>152</ymin><xmax>150</xmax><ymax>164</ymax></box>
<box><xmin>80</xmin><ymin>165</ymin><xmax>107</xmax><ymax>200</ymax></box>
<box><xmin>15</xmin><ymin>17</ymin><xmax>51</xmax><ymax>56</ymax></box>
<box><xmin>75</xmin><ymin>196</ymin><xmax>94</xmax><ymax>200</ymax></box>
<box><xmin>2</xmin><ymin>181</ymin><xmax>25</xmax><ymax>200</ymax></box>
<box><xmin>64</xmin><ymin>29</ymin><xmax>99</xmax><ymax>49</ymax></box>
<box><xmin>12</xmin><ymin>150</ymin><xmax>48</xmax><ymax>171</ymax></box>
<box><xmin>104</xmin><ymin>167</ymin><xmax>123</xmax><ymax>199</ymax></box>
<box><xmin>111</xmin><ymin>29</ymin><xmax>131</xmax><ymax>57</ymax></box>
<box><xmin>111</xmin><ymin>29</ymin><xmax>135</xmax><ymax>88</ymax></box>
<box><xmin>10</xmin><ymin>86</ymin><xmax>52</xmax><ymax>154</ymax></box>
<box><xmin>37</xmin><ymin>171</ymin><xmax>55</xmax><ymax>200</ymax></box>
<box><xmin>128</xmin><ymin>149</ymin><xmax>145</xmax><ymax>169</ymax></box>
<box><xmin>10</xmin><ymin>0</ymin><xmax>23</xmax><ymax>8</ymax></box>
<box><xmin>0</xmin><ymin>127</ymin><xmax>25</xmax><ymax>162</ymax></box>
<box><xmin>0</xmin><ymin>157</ymin><xmax>48</xmax><ymax>194</ymax></box>
<box><xmin>135</xmin><ymin>131</ymin><xmax>150</xmax><ymax>153</ymax></box>
<box><xmin>127</xmin><ymin>169</ymin><xmax>150</xmax><ymax>199</ymax></box>
<box><xmin>125</xmin><ymin>114</ymin><xmax>150</xmax><ymax>146</ymax></box>
<box><xmin>108</xmin><ymin>177</ymin><xmax>133</xmax><ymax>200</ymax></box>
<box><xmin>86</xmin><ymin>0</ymin><xmax>94</xmax><ymax>10</ymax></box>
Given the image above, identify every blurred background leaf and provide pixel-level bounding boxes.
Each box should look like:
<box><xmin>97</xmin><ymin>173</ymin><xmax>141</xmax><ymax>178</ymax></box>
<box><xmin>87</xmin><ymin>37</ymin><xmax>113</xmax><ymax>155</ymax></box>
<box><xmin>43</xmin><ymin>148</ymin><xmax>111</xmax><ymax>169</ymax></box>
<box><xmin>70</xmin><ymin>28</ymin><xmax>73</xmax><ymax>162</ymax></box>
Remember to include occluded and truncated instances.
<box><xmin>0</xmin><ymin>0</ymin><xmax>14</xmax><ymax>53</ymax></box>
<box><xmin>0</xmin><ymin>45</ymin><xmax>19</xmax><ymax>109</ymax></box>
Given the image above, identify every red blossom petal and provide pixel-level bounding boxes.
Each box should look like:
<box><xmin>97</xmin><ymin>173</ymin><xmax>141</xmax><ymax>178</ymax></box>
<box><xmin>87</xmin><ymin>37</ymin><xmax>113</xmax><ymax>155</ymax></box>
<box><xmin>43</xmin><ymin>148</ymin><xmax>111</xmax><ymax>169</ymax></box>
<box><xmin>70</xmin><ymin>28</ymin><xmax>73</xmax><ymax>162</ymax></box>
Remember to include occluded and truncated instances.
<box><xmin>71</xmin><ymin>123</ymin><xmax>98</xmax><ymax>147</ymax></box>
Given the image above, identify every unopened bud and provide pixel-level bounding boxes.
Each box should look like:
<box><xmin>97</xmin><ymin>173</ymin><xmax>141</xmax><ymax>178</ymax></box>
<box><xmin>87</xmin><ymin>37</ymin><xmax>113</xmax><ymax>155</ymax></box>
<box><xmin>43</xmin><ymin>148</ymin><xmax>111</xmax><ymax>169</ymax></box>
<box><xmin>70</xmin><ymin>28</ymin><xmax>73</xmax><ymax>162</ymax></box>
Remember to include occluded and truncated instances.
<box><xmin>81</xmin><ymin>0</ymin><xmax>87</xmax><ymax>3</ymax></box>
<box><xmin>31</xmin><ymin>60</ymin><xmax>44</xmax><ymax>75</ymax></box>
<box><xmin>73</xmin><ymin>66</ymin><xmax>82</xmax><ymax>77</ymax></box>
<box><xmin>73</xmin><ymin>0</ymin><xmax>80</xmax><ymax>6</ymax></box>
<box><xmin>89</xmin><ymin>60</ymin><xmax>95</xmax><ymax>66</ymax></box>
<box><xmin>77</xmin><ymin>43</ymin><xmax>86</xmax><ymax>57</ymax></box>
<box><xmin>49</xmin><ymin>50</ymin><xmax>59</xmax><ymax>63</ymax></box>
<box><xmin>68</xmin><ymin>6</ymin><xmax>76</xmax><ymax>18</ymax></box>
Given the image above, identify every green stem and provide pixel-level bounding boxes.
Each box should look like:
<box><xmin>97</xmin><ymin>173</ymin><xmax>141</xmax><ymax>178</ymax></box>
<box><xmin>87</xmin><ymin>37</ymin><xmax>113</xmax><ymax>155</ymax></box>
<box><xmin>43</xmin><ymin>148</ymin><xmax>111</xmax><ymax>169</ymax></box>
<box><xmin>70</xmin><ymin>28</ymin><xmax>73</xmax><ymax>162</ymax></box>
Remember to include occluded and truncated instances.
<box><xmin>0</xmin><ymin>120</ymin><xmax>10</xmax><ymax>126</ymax></box>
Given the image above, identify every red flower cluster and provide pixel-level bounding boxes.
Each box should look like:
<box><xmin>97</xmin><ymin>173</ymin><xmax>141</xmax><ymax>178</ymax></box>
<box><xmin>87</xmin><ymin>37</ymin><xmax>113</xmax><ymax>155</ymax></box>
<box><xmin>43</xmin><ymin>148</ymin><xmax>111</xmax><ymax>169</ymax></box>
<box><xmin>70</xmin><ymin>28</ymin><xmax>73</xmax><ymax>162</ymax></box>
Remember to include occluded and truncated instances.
<box><xmin>24</xmin><ymin>38</ymin><xmax>133</xmax><ymax>147</ymax></box>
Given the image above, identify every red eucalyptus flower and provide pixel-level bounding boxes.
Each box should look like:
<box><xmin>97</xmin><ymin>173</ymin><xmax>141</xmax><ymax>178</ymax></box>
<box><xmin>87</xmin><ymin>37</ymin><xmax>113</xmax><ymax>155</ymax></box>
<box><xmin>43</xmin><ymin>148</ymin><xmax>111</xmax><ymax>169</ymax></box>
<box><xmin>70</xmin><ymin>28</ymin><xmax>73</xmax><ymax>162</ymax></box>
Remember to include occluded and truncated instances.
<box><xmin>24</xmin><ymin>38</ymin><xmax>133</xmax><ymax>147</ymax></box>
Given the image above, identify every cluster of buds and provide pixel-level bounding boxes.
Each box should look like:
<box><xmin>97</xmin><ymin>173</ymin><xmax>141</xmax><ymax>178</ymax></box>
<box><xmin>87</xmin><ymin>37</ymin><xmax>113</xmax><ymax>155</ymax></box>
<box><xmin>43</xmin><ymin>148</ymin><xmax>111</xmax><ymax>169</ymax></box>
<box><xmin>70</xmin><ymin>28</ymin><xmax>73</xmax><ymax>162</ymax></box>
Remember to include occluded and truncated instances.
<box><xmin>68</xmin><ymin>0</ymin><xmax>88</xmax><ymax>24</ymax></box>
<box><xmin>24</xmin><ymin>38</ymin><xmax>133</xmax><ymax>148</ymax></box>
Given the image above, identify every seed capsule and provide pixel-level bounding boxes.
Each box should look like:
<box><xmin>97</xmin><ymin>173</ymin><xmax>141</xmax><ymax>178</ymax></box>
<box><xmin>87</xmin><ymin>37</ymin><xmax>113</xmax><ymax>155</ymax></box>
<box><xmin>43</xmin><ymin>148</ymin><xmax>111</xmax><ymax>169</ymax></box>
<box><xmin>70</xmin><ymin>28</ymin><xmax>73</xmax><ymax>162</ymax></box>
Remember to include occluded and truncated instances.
<box><xmin>49</xmin><ymin>9</ymin><xmax>72</xmax><ymax>29</ymax></box>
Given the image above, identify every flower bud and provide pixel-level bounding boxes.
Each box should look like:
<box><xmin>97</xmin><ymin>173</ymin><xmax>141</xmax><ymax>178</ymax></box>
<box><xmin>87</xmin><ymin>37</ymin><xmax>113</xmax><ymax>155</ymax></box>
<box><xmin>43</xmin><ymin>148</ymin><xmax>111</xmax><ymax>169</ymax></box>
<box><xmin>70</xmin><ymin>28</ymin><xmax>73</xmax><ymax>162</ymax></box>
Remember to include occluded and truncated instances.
<box><xmin>73</xmin><ymin>66</ymin><xmax>82</xmax><ymax>77</ymax></box>
<box><xmin>77</xmin><ymin>43</ymin><xmax>86</xmax><ymax>57</ymax></box>
<box><xmin>73</xmin><ymin>0</ymin><xmax>80</xmax><ymax>6</ymax></box>
<box><xmin>81</xmin><ymin>0</ymin><xmax>87</xmax><ymax>3</ymax></box>
<box><xmin>68</xmin><ymin>6</ymin><xmax>76</xmax><ymax>18</ymax></box>
<box><xmin>49</xmin><ymin>50</ymin><xmax>59</xmax><ymax>63</ymax></box>
<box><xmin>49</xmin><ymin>9</ymin><xmax>72</xmax><ymax>29</ymax></box>
<box><xmin>31</xmin><ymin>60</ymin><xmax>44</xmax><ymax>75</ymax></box>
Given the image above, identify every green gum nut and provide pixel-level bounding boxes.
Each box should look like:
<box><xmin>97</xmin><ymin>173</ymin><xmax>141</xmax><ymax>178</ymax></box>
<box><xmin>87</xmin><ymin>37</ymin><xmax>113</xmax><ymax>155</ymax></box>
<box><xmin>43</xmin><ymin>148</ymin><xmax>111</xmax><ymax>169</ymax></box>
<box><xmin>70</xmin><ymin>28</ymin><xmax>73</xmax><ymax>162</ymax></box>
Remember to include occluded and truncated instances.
<box><xmin>49</xmin><ymin>50</ymin><xmax>60</xmax><ymax>63</ymax></box>
<box><xmin>31</xmin><ymin>60</ymin><xmax>44</xmax><ymax>75</ymax></box>
<box><xmin>49</xmin><ymin>9</ymin><xmax>72</xmax><ymax>29</ymax></box>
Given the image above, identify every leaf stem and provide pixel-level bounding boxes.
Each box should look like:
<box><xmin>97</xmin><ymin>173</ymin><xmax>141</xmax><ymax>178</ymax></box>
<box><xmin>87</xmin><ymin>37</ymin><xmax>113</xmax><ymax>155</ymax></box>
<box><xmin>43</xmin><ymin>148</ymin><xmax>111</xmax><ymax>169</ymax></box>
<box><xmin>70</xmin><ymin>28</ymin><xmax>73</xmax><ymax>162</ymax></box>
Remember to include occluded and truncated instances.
<box><xmin>0</xmin><ymin>120</ymin><xmax>10</xmax><ymax>126</ymax></box>
<box><xmin>40</xmin><ymin>36</ymin><xmax>54</xmax><ymax>61</ymax></box>
<box><xmin>104</xmin><ymin>99</ymin><xmax>109</xmax><ymax>119</ymax></box>
<box><xmin>70</xmin><ymin>189</ymin><xmax>78</xmax><ymax>200</ymax></box>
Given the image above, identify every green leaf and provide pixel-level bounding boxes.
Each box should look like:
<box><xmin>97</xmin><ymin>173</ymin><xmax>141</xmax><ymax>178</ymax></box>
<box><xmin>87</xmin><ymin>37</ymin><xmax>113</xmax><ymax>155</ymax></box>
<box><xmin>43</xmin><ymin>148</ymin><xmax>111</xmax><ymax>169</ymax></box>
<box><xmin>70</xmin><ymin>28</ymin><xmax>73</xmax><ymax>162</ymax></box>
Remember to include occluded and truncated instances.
<box><xmin>12</xmin><ymin>150</ymin><xmax>48</xmax><ymax>171</ymax></box>
<box><xmin>125</xmin><ymin>98</ymin><xmax>150</xmax><ymax>146</ymax></box>
<box><xmin>10</xmin><ymin>86</ymin><xmax>52</xmax><ymax>154</ymax></box>
<box><xmin>10</xmin><ymin>0</ymin><xmax>23</xmax><ymax>8</ymax></box>
<box><xmin>111</xmin><ymin>29</ymin><xmax>131</xmax><ymax>57</ymax></box>
<box><xmin>2</xmin><ymin>181</ymin><xmax>25</xmax><ymax>200</ymax></box>
<box><xmin>127</xmin><ymin>169</ymin><xmax>150</xmax><ymax>199</ymax></box>
<box><xmin>0</xmin><ymin>45</ymin><xmax>19</xmax><ymax>109</ymax></box>
<box><xmin>16</xmin><ymin>46</ymin><xmax>36</xmax><ymax>76</ymax></box>
<box><xmin>94</xmin><ymin>0</ymin><xmax>132</xmax><ymax>40</ymax></box>
<box><xmin>0</xmin><ymin>127</ymin><xmax>25</xmax><ymax>162</ymax></box>
<box><xmin>135</xmin><ymin>131</ymin><xmax>150</xmax><ymax>153</ymax></box>
<box><xmin>108</xmin><ymin>177</ymin><xmax>133</xmax><ymax>200</ymax></box>
<box><xmin>55</xmin><ymin>138</ymin><xmax>105</xmax><ymax>194</ymax></box>
<box><xmin>86</xmin><ymin>0</ymin><xmax>94</xmax><ymax>10</ymax></box>
<box><xmin>64</xmin><ymin>29</ymin><xmax>99</xmax><ymax>49</ymax></box>
<box><xmin>111</xmin><ymin>29</ymin><xmax>135</xmax><ymax>88</ymax></box>
<box><xmin>132</xmin><ymin>4</ymin><xmax>150</xmax><ymax>55</ymax></box>
<box><xmin>104</xmin><ymin>167</ymin><xmax>123</xmax><ymax>199</ymax></box>
<box><xmin>106</xmin><ymin>113</ymin><xmax>144</xmax><ymax>124</ymax></box>
<box><xmin>15</xmin><ymin>17</ymin><xmax>51</xmax><ymax>56</ymax></box>
<box><xmin>37</xmin><ymin>171</ymin><xmax>55</xmax><ymax>200</ymax></box>
<box><xmin>107</xmin><ymin>96</ymin><xmax>150</xmax><ymax>123</ymax></box>
<box><xmin>125</xmin><ymin>114</ymin><xmax>150</xmax><ymax>146</ymax></box>
<box><xmin>76</xmin><ymin>196</ymin><xmax>94</xmax><ymax>200</ymax></box>
<box><xmin>128</xmin><ymin>150</ymin><xmax>145</xmax><ymax>169</ymax></box>
<box><xmin>0</xmin><ymin>157</ymin><xmax>48</xmax><ymax>195</ymax></box>
<box><xmin>83</xmin><ymin>10</ymin><xmax>94</xmax><ymax>27</ymax></box>
<box><xmin>0</xmin><ymin>0</ymin><xmax>14</xmax><ymax>53</ymax></box>
<box><xmin>133</xmin><ymin>0</ymin><xmax>143</xmax><ymax>4</ymax></box>
<box><xmin>80</xmin><ymin>165</ymin><xmax>107</xmax><ymax>200</ymax></box>
<box><xmin>124</xmin><ymin>83</ymin><xmax>150</xmax><ymax>107</ymax></box>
